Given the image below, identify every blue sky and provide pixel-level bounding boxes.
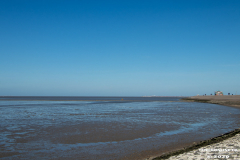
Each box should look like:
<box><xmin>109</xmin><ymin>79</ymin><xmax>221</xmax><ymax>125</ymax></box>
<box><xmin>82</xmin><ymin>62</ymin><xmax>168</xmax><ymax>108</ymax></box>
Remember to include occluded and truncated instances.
<box><xmin>1</xmin><ymin>0</ymin><xmax>240</xmax><ymax>96</ymax></box>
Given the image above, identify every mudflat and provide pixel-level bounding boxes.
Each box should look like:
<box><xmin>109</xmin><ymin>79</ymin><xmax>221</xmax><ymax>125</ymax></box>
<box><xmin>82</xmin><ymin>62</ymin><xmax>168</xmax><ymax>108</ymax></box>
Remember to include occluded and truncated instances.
<box><xmin>1</xmin><ymin>99</ymin><xmax>240</xmax><ymax>159</ymax></box>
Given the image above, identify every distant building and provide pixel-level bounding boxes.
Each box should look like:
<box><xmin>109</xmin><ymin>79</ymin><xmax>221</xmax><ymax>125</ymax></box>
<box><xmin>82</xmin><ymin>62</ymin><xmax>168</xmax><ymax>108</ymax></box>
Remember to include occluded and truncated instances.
<box><xmin>215</xmin><ymin>90</ymin><xmax>223</xmax><ymax>96</ymax></box>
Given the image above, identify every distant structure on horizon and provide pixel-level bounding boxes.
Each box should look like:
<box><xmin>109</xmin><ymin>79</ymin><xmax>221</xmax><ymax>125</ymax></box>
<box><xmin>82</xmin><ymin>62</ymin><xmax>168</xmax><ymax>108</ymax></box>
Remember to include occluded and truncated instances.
<box><xmin>215</xmin><ymin>90</ymin><xmax>223</xmax><ymax>96</ymax></box>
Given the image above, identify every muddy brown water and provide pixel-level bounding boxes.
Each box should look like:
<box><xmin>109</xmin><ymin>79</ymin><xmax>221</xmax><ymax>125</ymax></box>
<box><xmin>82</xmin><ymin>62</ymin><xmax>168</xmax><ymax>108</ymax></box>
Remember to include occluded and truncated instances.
<box><xmin>1</xmin><ymin>97</ymin><xmax>240</xmax><ymax>159</ymax></box>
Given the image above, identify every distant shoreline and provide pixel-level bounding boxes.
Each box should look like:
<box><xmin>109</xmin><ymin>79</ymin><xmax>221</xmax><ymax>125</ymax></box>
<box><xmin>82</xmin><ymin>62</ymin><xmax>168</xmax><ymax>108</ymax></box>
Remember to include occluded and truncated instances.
<box><xmin>0</xmin><ymin>96</ymin><xmax>183</xmax><ymax>102</ymax></box>
<box><xmin>181</xmin><ymin>95</ymin><xmax>240</xmax><ymax>108</ymax></box>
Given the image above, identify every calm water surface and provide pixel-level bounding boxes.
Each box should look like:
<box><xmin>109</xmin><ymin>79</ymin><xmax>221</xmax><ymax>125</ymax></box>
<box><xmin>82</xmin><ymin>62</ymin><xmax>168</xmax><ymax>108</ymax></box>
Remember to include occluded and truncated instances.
<box><xmin>1</xmin><ymin>97</ymin><xmax>240</xmax><ymax>159</ymax></box>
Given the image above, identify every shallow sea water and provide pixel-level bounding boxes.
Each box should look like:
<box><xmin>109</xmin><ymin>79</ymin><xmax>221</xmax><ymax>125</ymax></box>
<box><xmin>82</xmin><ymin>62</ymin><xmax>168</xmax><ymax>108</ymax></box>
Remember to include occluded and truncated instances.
<box><xmin>1</xmin><ymin>97</ymin><xmax>240</xmax><ymax>159</ymax></box>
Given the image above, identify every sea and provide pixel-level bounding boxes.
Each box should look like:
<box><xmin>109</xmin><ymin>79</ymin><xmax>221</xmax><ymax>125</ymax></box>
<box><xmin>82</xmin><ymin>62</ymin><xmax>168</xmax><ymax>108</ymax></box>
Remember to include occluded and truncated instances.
<box><xmin>1</xmin><ymin>96</ymin><xmax>240</xmax><ymax>160</ymax></box>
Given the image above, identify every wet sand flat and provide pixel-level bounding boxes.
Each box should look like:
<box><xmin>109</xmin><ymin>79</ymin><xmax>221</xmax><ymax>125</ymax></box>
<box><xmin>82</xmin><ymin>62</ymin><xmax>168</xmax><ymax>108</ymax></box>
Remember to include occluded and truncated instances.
<box><xmin>1</xmin><ymin>97</ymin><xmax>240</xmax><ymax>159</ymax></box>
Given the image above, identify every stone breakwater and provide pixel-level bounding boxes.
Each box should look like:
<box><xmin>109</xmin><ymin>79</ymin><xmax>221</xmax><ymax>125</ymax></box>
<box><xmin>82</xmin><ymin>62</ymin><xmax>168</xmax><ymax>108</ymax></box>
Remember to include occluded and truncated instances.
<box><xmin>168</xmin><ymin>133</ymin><xmax>240</xmax><ymax>160</ymax></box>
<box><xmin>151</xmin><ymin>128</ymin><xmax>240</xmax><ymax>159</ymax></box>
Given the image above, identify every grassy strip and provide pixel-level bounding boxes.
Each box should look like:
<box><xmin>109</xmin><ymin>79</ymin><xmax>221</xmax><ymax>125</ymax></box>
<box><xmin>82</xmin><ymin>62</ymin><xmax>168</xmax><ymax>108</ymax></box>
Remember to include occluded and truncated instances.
<box><xmin>152</xmin><ymin>128</ymin><xmax>240</xmax><ymax>160</ymax></box>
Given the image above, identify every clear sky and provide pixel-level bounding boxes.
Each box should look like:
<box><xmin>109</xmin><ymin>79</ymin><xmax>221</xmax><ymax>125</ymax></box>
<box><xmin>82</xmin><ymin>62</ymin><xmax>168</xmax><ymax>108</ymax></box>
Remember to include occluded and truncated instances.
<box><xmin>1</xmin><ymin>0</ymin><xmax>240</xmax><ymax>96</ymax></box>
